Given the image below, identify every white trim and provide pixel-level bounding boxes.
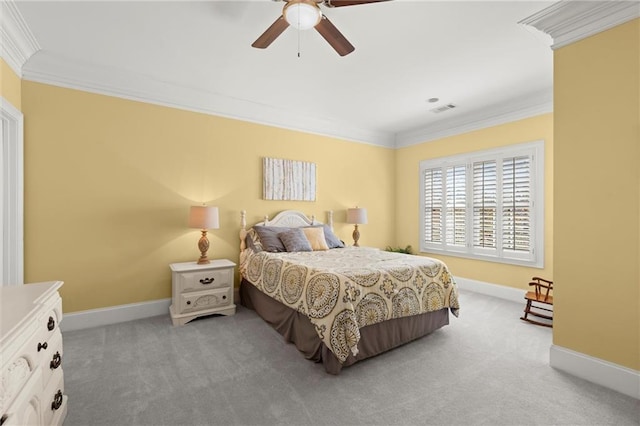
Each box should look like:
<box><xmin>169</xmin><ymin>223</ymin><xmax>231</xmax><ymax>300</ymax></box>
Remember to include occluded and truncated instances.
<box><xmin>395</xmin><ymin>91</ymin><xmax>553</xmax><ymax>148</ymax></box>
<box><xmin>22</xmin><ymin>52</ymin><xmax>553</xmax><ymax>150</ymax></box>
<box><xmin>520</xmin><ymin>0</ymin><xmax>640</xmax><ymax>50</ymax></box>
<box><xmin>60</xmin><ymin>298</ymin><xmax>171</xmax><ymax>332</ymax></box>
<box><xmin>20</xmin><ymin>52</ymin><xmax>554</xmax><ymax>150</ymax></box>
<box><xmin>550</xmin><ymin>345</ymin><xmax>640</xmax><ymax>399</ymax></box>
<box><xmin>22</xmin><ymin>52</ymin><xmax>395</xmax><ymax>148</ymax></box>
<box><xmin>454</xmin><ymin>276</ymin><xmax>525</xmax><ymax>304</ymax></box>
<box><xmin>0</xmin><ymin>97</ymin><xmax>23</xmax><ymax>286</ymax></box>
<box><xmin>0</xmin><ymin>0</ymin><xmax>41</xmax><ymax>77</ymax></box>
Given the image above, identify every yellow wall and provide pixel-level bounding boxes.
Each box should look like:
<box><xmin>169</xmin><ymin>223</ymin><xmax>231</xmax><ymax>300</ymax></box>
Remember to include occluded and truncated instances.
<box><xmin>554</xmin><ymin>19</ymin><xmax>639</xmax><ymax>370</ymax></box>
<box><xmin>395</xmin><ymin>114</ymin><xmax>554</xmax><ymax>289</ymax></box>
<box><xmin>0</xmin><ymin>58</ymin><xmax>21</xmax><ymax>109</ymax></box>
<box><xmin>21</xmin><ymin>81</ymin><xmax>395</xmax><ymax>313</ymax></box>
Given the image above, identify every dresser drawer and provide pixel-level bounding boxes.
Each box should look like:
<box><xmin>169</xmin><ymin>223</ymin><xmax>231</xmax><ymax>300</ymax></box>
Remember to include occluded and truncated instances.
<box><xmin>42</xmin><ymin>368</ymin><xmax>65</xmax><ymax>426</ymax></box>
<box><xmin>33</xmin><ymin>295</ymin><xmax>63</xmax><ymax>347</ymax></box>
<box><xmin>0</xmin><ymin>352</ymin><xmax>37</xmax><ymax>415</ymax></box>
<box><xmin>178</xmin><ymin>287</ymin><xmax>232</xmax><ymax>313</ymax></box>
<box><xmin>1</xmin><ymin>366</ymin><xmax>43</xmax><ymax>426</ymax></box>
<box><xmin>41</xmin><ymin>329</ymin><xmax>63</xmax><ymax>390</ymax></box>
<box><xmin>177</xmin><ymin>268</ymin><xmax>232</xmax><ymax>292</ymax></box>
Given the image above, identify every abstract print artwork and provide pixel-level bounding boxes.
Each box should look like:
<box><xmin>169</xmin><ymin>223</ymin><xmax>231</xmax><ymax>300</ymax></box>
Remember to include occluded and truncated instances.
<box><xmin>263</xmin><ymin>157</ymin><xmax>316</xmax><ymax>201</ymax></box>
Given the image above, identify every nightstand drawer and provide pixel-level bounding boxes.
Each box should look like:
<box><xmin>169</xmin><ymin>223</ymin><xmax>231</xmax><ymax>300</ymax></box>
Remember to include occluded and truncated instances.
<box><xmin>178</xmin><ymin>287</ymin><xmax>232</xmax><ymax>313</ymax></box>
<box><xmin>178</xmin><ymin>268</ymin><xmax>232</xmax><ymax>292</ymax></box>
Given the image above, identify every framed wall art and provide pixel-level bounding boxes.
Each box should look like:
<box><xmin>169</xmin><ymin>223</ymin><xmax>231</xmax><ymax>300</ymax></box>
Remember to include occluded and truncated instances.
<box><xmin>263</xmin><ymin>157</ymin><xmax>316</xmax><ymax>201</ymax></box>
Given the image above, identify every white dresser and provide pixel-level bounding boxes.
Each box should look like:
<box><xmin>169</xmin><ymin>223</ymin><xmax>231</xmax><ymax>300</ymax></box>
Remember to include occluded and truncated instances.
<box><xmin>169</xmin><ymin>260</ymin><xmax>236</xmax><ymax>326</ymax></box>
<box><xmin>0</xmin><ymin>281</ymin><xmax>67</xmax><ymax>426</ymax></box>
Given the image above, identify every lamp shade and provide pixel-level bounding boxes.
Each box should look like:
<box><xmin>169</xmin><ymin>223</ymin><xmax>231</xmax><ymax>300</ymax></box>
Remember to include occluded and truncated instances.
<box><xmin>346</xmin><ymin>207</ymin><xmax>368</xmax><ymax>225</ymax></box>
<box><xmin>188</xmin><ymin>206</ymin><xmax>219</xmax><ymax>230</ymax></box>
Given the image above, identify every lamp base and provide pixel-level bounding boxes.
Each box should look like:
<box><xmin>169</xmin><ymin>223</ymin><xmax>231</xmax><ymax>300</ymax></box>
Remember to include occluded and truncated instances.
<box><xmin>352</xmin><ymin>224</ymin><xmax>360</xmax><ymax>247</ymax></box>
<box><xmin>197</xmin><ymin>230</ymin><xmax>211</xmax><ymax>264</ymax></box>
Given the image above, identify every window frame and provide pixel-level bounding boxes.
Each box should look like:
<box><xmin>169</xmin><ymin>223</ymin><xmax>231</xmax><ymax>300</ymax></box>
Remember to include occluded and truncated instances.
<box><xmin>419</xmin><ymin>140</ymin><xmax>545</xmax><ymax>268</ymax></box>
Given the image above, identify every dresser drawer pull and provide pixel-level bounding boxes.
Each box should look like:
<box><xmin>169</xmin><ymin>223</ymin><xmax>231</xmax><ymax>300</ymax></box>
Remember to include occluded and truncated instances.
<box><xmin>47</xmin><ymin>316</ymin><xmax>56</xmax><ymax>331</ymax></box>
<box><xmin>38</xmin><ymin>341</ymin><xmax>48</xmax><ymax>352</ymax></box>
<box><xmin>186</xmin><ymin>301</ymin><xmax>191</xmax><ymax>305</ymax></box>
<box><xmin>199</xmin><ymin>277</ymin><xmax>215</xmax><ymax>285</ymax></box>
<box><xmin>50</xmin><ymin>352</ymin><xmax>62</xmax><ymax>369</ymax></box>
<box><xmin>51</xmin><ymin>390</ymin><xmax>63</xmax><ymax>410</ymax></box>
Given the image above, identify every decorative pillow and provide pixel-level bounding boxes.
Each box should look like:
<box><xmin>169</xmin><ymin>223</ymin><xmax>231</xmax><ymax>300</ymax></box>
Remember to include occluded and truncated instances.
<box><xmin>321</xmin><ymin>224</ymin><xmax>345</xmax><ymax>248</ymax></box>
<box><xmin>253</xmin><ymin>226</ymin><xmax>290</xmax><ymax>252</ymax></box>
<box><xmin>245</xmin><ymin>228</ymin><xmax>263</xmax><ymax>252</ymax></box>
<box><xmin>279</xmin><ymin>228</ymin><xmax>312</xmax><ymax>252</ymax></box>
<box><xmin>302</xmin><ymin>227</ymin><xmax>329</xmax><ymax>251</ymax></box>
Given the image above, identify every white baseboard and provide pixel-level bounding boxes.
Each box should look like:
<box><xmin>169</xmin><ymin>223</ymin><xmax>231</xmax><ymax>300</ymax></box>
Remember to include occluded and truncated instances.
<box><xmin>550</xmin><ymin>345</ymin><xmax>640</xmax><ymax>399</ymax></box>
<box><xmin>61</xmin><ymin>298</ymin><xmax>171</xmax><ymax>332</ymax></box>
<box><xmin>454</xmin><ymin>276</ymin><xmax>525</xmax><ymax>304</ymax></box>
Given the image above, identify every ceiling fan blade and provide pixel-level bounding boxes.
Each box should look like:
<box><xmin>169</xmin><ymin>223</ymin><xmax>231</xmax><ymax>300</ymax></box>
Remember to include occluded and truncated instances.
<box><xmin>251</xmin><ymin>16</ymin><xmax>290</xmax><ymax>49</ymax></box>
<box><xmin>324</xmin><ymin>0</ymin><xmax>391</xmax><ymax>7</ymax></box>
<box><xmin>315</xmin><ymin>16</ymin><xmax>355</xmax><ymax>56</ymax></box>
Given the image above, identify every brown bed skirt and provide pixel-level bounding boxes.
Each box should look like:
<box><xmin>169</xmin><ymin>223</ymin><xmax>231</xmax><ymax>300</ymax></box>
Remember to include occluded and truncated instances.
<box><xmin>240</xmin><ymin>278</ymin><xmax>450</xmax><ymax>374</ymax></box>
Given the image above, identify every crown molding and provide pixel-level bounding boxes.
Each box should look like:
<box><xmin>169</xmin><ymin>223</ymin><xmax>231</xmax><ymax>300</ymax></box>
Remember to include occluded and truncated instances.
<box><xmin>394</xmin><ymin>90</ymin><xmax>553</xmax><ymax>148</ymax></box>
<box><xmin>23</xmin><ymin>51</ymin><xmax>552</xmax><ymax>151</ymax></box>
<box><xmin>22</xmin><ymin>51</ymin><xmax>395</xmax><ymax>148</ymax></box>
<box><xmin>519</xmin><ymin>0</ymin><xmax>640</xmax><ymax>50</ymax></box>
<box><xmin>0</xmin><ymin>0</ymin><xmax>40</xmax><ymax>76</ymax></box>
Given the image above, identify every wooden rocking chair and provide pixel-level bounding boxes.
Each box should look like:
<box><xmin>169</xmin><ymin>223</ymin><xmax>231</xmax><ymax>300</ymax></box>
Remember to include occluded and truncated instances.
<box><xmin>520</xmin><ymin>277</ymin><xmax>553</xmax><ymax>327</ymax></box>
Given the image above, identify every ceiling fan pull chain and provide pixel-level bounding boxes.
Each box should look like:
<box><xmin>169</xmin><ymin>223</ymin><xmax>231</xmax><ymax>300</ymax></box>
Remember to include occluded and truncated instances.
<box><xmin>297</xmin><ymin>7</ymin><xmax>301</xmax><ymax>58</ymax></box>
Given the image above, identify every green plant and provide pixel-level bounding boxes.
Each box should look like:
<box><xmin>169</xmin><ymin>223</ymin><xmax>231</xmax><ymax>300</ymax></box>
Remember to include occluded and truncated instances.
<box><xmin>384</xmin><ymin>245</ymin><xmax>414</xmax><ymax>255</ymax></box>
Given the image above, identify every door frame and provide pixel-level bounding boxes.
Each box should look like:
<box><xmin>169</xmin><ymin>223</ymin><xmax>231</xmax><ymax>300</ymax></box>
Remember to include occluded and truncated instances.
<box><xmin>1</xmin><ymin>96</ymin><xmax>24</xmax><ymax>286</ymax></box>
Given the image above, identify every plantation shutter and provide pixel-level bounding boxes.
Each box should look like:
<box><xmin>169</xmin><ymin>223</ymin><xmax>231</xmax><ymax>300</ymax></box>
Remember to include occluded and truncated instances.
<box><xmin>419</xmin><ymin>140</ymin><xmax>542</xmax><ymax>267</ymax></box>
<box><xmin>472</xmin><ymin>160</ymin><xmax>497</xmax><ymax>250</ymax></box>
<box><xmin>445</xmin><ymin>165</ymin><xmax>466</xmax><ymax>247</ymax></box>
<box><xmin>502</xmin><ymin>155</ymin><xmax>531</xmax><ymax>253</ymax></box>
<box><xmin>422</xmin><ymin>168</ymin><xmax>443</xmax><ymax>245</ymax></box>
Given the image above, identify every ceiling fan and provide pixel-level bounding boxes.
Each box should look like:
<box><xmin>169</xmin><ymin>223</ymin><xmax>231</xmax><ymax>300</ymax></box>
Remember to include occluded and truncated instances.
<box><xmin>251</xmin><ymin>0</ymin><xmax>391</xmax><ymax>56</ymax></box>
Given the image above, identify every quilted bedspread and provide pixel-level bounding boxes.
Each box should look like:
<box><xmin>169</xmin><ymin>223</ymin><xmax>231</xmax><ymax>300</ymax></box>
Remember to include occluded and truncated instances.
<box><xmin>240</xmin><ymin>246</ymin><xmax>460</xmax><ymax>363</ymax></box>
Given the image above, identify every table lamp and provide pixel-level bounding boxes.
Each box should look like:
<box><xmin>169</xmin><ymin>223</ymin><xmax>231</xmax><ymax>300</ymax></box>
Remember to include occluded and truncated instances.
<box><xmin>346</xmin><ymin>207</ymin><xmax>367</xmax><ymax>247</ymax></box>
<box><xmin>188</xmin><ymin>205</ymin><xmax>219</xmax><ymax>264</ymax></box>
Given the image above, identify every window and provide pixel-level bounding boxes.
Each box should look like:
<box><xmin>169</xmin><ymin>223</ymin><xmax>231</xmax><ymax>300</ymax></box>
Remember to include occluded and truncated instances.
<box><xmin>420</xmin><ymin>141</ymin><xmax>544</xmax><ymax>267</ymax></box>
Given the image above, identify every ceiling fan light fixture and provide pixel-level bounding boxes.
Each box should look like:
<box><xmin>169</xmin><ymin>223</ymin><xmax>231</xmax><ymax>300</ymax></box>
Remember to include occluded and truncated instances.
<box><xmin>284</xmin><ymin>1</ymin><xmax>322</xmax><ymax>30</ymax></box>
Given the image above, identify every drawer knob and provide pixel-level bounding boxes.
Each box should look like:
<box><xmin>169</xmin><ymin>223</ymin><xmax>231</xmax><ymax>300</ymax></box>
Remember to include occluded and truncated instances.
<box><xmin>47</xmin><ymin>316</ymin><xmax>55</xmax><ymax>331</ymax></box>
<box><xmin>51</xmin><ymin>390</ymin><xmax>63</xmax><ymax>410</ymax></box>
<box><xmin>186</xmin><ymin>301</ymin><xmax>191</xmax><ymax>305</ymax></box>
<box><xmin>222</xmin><ymin>295</ymin><xmax>227</xmax><ymax>300</ymax></box>
<box><xmin>50</xmin><ymin>352</ymin><xmax>62</xmax><ymax>369</ymax></box>
<box><xmin>38</xmin><ymin>341</ymin><xmax>48</xmax><ymax>352</ymax></box>
<box><xmin>200</xmin><ymin>277</ymin><xmax>215</xmax><ymax>285</ymax></box>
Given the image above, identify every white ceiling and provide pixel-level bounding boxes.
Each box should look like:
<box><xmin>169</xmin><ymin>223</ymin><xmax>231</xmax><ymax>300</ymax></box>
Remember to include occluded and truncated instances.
<box><xmin>12</xmin><ymin>0</ymin><xmax>555</xmax><ymax>147</ymax></box>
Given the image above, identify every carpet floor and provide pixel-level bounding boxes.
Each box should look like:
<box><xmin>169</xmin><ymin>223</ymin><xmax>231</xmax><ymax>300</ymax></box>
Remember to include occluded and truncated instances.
<box><xmin>61</xmin><ymin>290</ymin><xmax>639</xmax><ymax>425</ymax></box>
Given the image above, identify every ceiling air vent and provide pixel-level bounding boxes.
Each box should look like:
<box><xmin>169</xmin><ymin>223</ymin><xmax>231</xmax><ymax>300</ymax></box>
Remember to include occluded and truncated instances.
<box><xmin>430</xmin><ymin>104</ymin><xmax>457</xmax><ymax>114</ymax></box>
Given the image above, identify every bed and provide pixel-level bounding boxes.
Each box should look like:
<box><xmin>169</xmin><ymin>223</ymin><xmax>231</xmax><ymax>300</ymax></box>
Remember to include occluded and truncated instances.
<box><xmin>238</xmin><ymin>210</ymin><xmax>460</xmax><ymax>374</ymax></box>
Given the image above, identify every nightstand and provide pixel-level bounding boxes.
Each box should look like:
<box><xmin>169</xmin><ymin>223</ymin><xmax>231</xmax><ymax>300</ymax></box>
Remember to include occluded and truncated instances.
<box><xmin>169</xmin><ymin>259</ymin><xmax>236</xmax><ymax>326</ymax></box>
